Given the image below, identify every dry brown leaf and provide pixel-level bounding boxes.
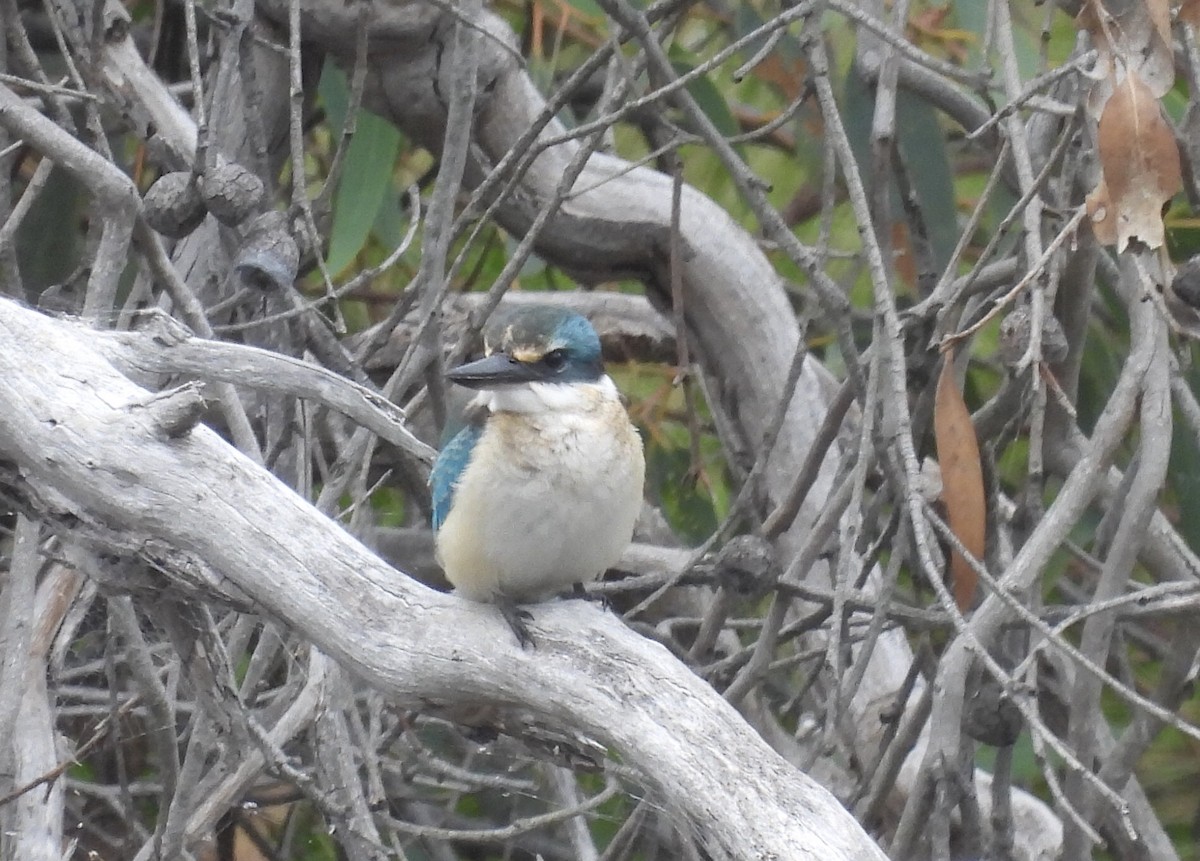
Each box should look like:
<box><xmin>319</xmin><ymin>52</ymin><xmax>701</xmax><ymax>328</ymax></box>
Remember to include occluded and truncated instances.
<box><xmin>1086</xmin><ymin>70</ymin><xmax>1182</xmax><ymax>251</ymax></box>
<box><xmin>933</xmin><ymin>354</ymin><xmax>985</xmax><ymax>613</ymax></box>
<box><xmin>1078</xmin><ymin>0</ymin><xmax>1174</xmax><ymax>116</ymax></box>
<box><xmin>1085</xmin><ymin>178</ymin><xmax>1118</xmax><ymax>247</ymax></box>
<box><xmin>752</xmin><ymin>54</ymin><xmax>808</xmax><ymax>103</ymax></box>
<box><xmin>234</xmin><ymin>799</ymin><xmax>294</xmax><ymax>861</ymax></box>
<box><xmin>1180</xmin><ymin>0</ymin><xmax>1200</xmax><ymax>29</ymax></box>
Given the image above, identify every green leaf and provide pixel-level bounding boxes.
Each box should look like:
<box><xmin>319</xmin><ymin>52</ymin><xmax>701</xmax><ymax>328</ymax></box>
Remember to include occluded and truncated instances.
<box><xmin>318</xmin><ymin>59</ymin><xmax>349</xmax><ymax>130</ymax></box>
<box><xmin>372</xmin><ymin>179</ymin><xmax>410</xmax><ymax>247</ymax></box>
<box><xmin>325</xmin><ymin>113</ymin><xmax>402</xmax><ymax>276</ymax></box>
<box><xmin>670</xmin><ymin>56</ymin><xmax>740</xmax><ymax>140</ymax></box>
<box><xmin>896</xmin><ymin>91</ymin><xmax>958</xmax><ymax>272</ymax></box>
<box><xmin>318</xmin><ymin>61</ymin><xmax>403</xmax><ymax>277</ymax></box>
<box><xmin>561</xmin><ymin>0</ymin><xmax>603</xmax><ymax>19</ymax></box>
<box><xmin>645</xmin><ymin>437</ymin><xmax>720</xmax><ymax>543</ymax></box>
<box><xmin>843</xmin><ymin>64</ymin><xmax>957</xmax><ymax>272</ymax></box>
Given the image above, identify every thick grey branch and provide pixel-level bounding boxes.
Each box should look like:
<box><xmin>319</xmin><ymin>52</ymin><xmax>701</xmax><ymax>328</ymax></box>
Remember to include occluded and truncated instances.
<box><xmin>82</xmin><ymin>315</ymin><xmax>435</xmax><ymax>464</ymax></box>
<box><xmin>0</xmin><ymin>297</ymin><xmax>887</xmax><ymax>861</ymax></box>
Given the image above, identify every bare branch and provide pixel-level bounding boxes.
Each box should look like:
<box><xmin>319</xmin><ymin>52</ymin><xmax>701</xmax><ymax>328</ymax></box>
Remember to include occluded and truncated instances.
<box><xmin>0</xmin><ymin>297</ymin><xmax>888</xmax><ymax>861</ymax></box>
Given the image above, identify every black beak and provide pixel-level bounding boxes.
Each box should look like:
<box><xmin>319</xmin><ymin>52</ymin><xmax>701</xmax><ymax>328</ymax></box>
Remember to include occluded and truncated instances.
<box><xmin>447</xmin><ymin>352</ymin><xmax>542</xmax><ymax>389</ymax></box>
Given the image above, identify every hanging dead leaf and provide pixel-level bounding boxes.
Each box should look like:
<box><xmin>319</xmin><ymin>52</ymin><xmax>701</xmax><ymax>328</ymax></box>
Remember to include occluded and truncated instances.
<box><xmin>933</xmin><ymin>353</ymin><xmax>985</xmax><ymax>613</ymax></box>
<box><xmin>1085</xmin><ymin>178</ymin><xmax>1119</xmax><ymax>247</ymax></box>
<box><xmin>1078</xmin><ymin>0</ymin><xmax>1173</xmax><ymax>117</ymax></box>
<box><xmin>751</xmin><ymin>54</ymin><xmax>809</xmax><ymax>103</ymax></box>
<box><xmin>1180</xmin><ymin>0</ymin><xmax>1200</xmax><ymax>29</ymax></box>
<box><xmin>1085</xmin><ymin>70</ymin><xmax>1181</xmax><ymax>251</ymax></box>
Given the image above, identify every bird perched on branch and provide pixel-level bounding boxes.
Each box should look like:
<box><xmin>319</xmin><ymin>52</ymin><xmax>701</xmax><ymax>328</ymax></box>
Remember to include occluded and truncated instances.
<box><xmin>431</xmin><ymin>304</ymin><xmax>645</xmax><ymax>647</ymax></box>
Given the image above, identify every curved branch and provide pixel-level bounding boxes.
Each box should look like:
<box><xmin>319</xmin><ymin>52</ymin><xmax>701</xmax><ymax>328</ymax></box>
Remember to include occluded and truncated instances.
<box><xmin>0</xmin><ymin>297</ymin><xmax>887</xmax><ymax>861</ymax></box>
<box><xmin>82</xmin><ymin>316</ymin><xmax>435</xmax><ymax>464</ymax></box>
<box><xmin>255</xmin><ymin>3</ymin><xmax>1067</xmax><ymax>854</ymax></box>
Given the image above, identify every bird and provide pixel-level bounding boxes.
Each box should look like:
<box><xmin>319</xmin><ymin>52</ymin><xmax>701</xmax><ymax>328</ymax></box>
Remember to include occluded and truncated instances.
<box><xmin>430</xmin><ymin>304</ymin><xmax>645</xmax><ymax>647</ymax></box>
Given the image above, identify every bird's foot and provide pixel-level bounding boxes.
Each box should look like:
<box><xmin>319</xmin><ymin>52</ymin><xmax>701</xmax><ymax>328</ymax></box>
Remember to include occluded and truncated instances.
<box><xmin>569</xmin><ymin>581</ymin><xmax>610</xmax><ymax>610</ymax></box>
<box><xmin>495</xmin><ymin>596</ymin><xmax>536</xmax><ymax>649</ymax></box>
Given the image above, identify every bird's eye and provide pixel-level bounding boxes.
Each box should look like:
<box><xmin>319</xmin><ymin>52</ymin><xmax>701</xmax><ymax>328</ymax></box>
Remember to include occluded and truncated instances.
<box><xmin>543</xmin><ymin>349</ymin><xmax>568</xmax><ymax>371</ymax></box>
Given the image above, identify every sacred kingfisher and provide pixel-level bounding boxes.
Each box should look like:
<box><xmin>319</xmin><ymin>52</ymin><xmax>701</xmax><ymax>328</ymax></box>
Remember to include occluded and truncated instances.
<box><xmin>431</xmin><ymin>304</ymin><xmax>645</xmax><ymax>646</ymax></box>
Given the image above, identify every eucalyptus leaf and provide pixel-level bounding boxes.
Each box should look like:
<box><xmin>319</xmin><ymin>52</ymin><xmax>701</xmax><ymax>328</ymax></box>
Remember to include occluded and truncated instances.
<box><xmin>325</xmin><ymin>112</ymin><xmax>402</xmax><ymax>276</ymax></box>
<box><xmin>670</xmin><ymin>55</ymin><xmax>740</xmax><ymax>140</ymax></box>
<box><xmin>318</xmin><ymin>61</ymin><xmax>404</xmax><ymax>276</ymax></box>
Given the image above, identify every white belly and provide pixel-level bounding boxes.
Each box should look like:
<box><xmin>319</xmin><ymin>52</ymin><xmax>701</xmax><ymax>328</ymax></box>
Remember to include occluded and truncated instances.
<box><xmin>436</xmin><ymin>392</ymin><xmax>644</xmax><ymax>603</ymax></box>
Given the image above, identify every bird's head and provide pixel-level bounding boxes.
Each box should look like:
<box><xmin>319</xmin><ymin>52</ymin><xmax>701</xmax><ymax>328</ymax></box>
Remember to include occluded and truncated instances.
<box><xmin>447</xmin><ymin>304</ymin><xmax>604</xmax><ymax>390</ymax></box>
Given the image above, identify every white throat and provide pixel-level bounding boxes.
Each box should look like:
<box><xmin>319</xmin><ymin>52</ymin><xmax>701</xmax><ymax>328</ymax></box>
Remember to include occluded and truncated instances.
<box><xmin>476</xmin><ymin>376</ymin><xmax>620</xmax><ymax>415</ymax></box>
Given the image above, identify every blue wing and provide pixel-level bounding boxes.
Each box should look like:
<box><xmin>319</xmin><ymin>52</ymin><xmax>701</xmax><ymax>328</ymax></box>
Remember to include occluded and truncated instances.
<box><xmin>430</xmin><ymin>422</ymin><xmax>484</xmax><ymax>531</ymax></box>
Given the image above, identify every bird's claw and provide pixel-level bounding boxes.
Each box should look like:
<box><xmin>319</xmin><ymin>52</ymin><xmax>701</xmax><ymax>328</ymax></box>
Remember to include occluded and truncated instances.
<box><xmin>570</xmin><ymin>581</ymin><xmax>610</xmax><ymax>610</ymax></box>
<box><xmin>496</xmin><ymin>596</ymin><xmax>536</xmax><ymax>649</ymax></box>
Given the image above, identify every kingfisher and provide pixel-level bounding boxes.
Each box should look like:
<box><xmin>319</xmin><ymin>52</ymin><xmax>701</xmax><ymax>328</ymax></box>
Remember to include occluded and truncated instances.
<box><xmin>430</xmin><ymin>304</ymin><xmax>645</xmax><ymax>646</ymax></box>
